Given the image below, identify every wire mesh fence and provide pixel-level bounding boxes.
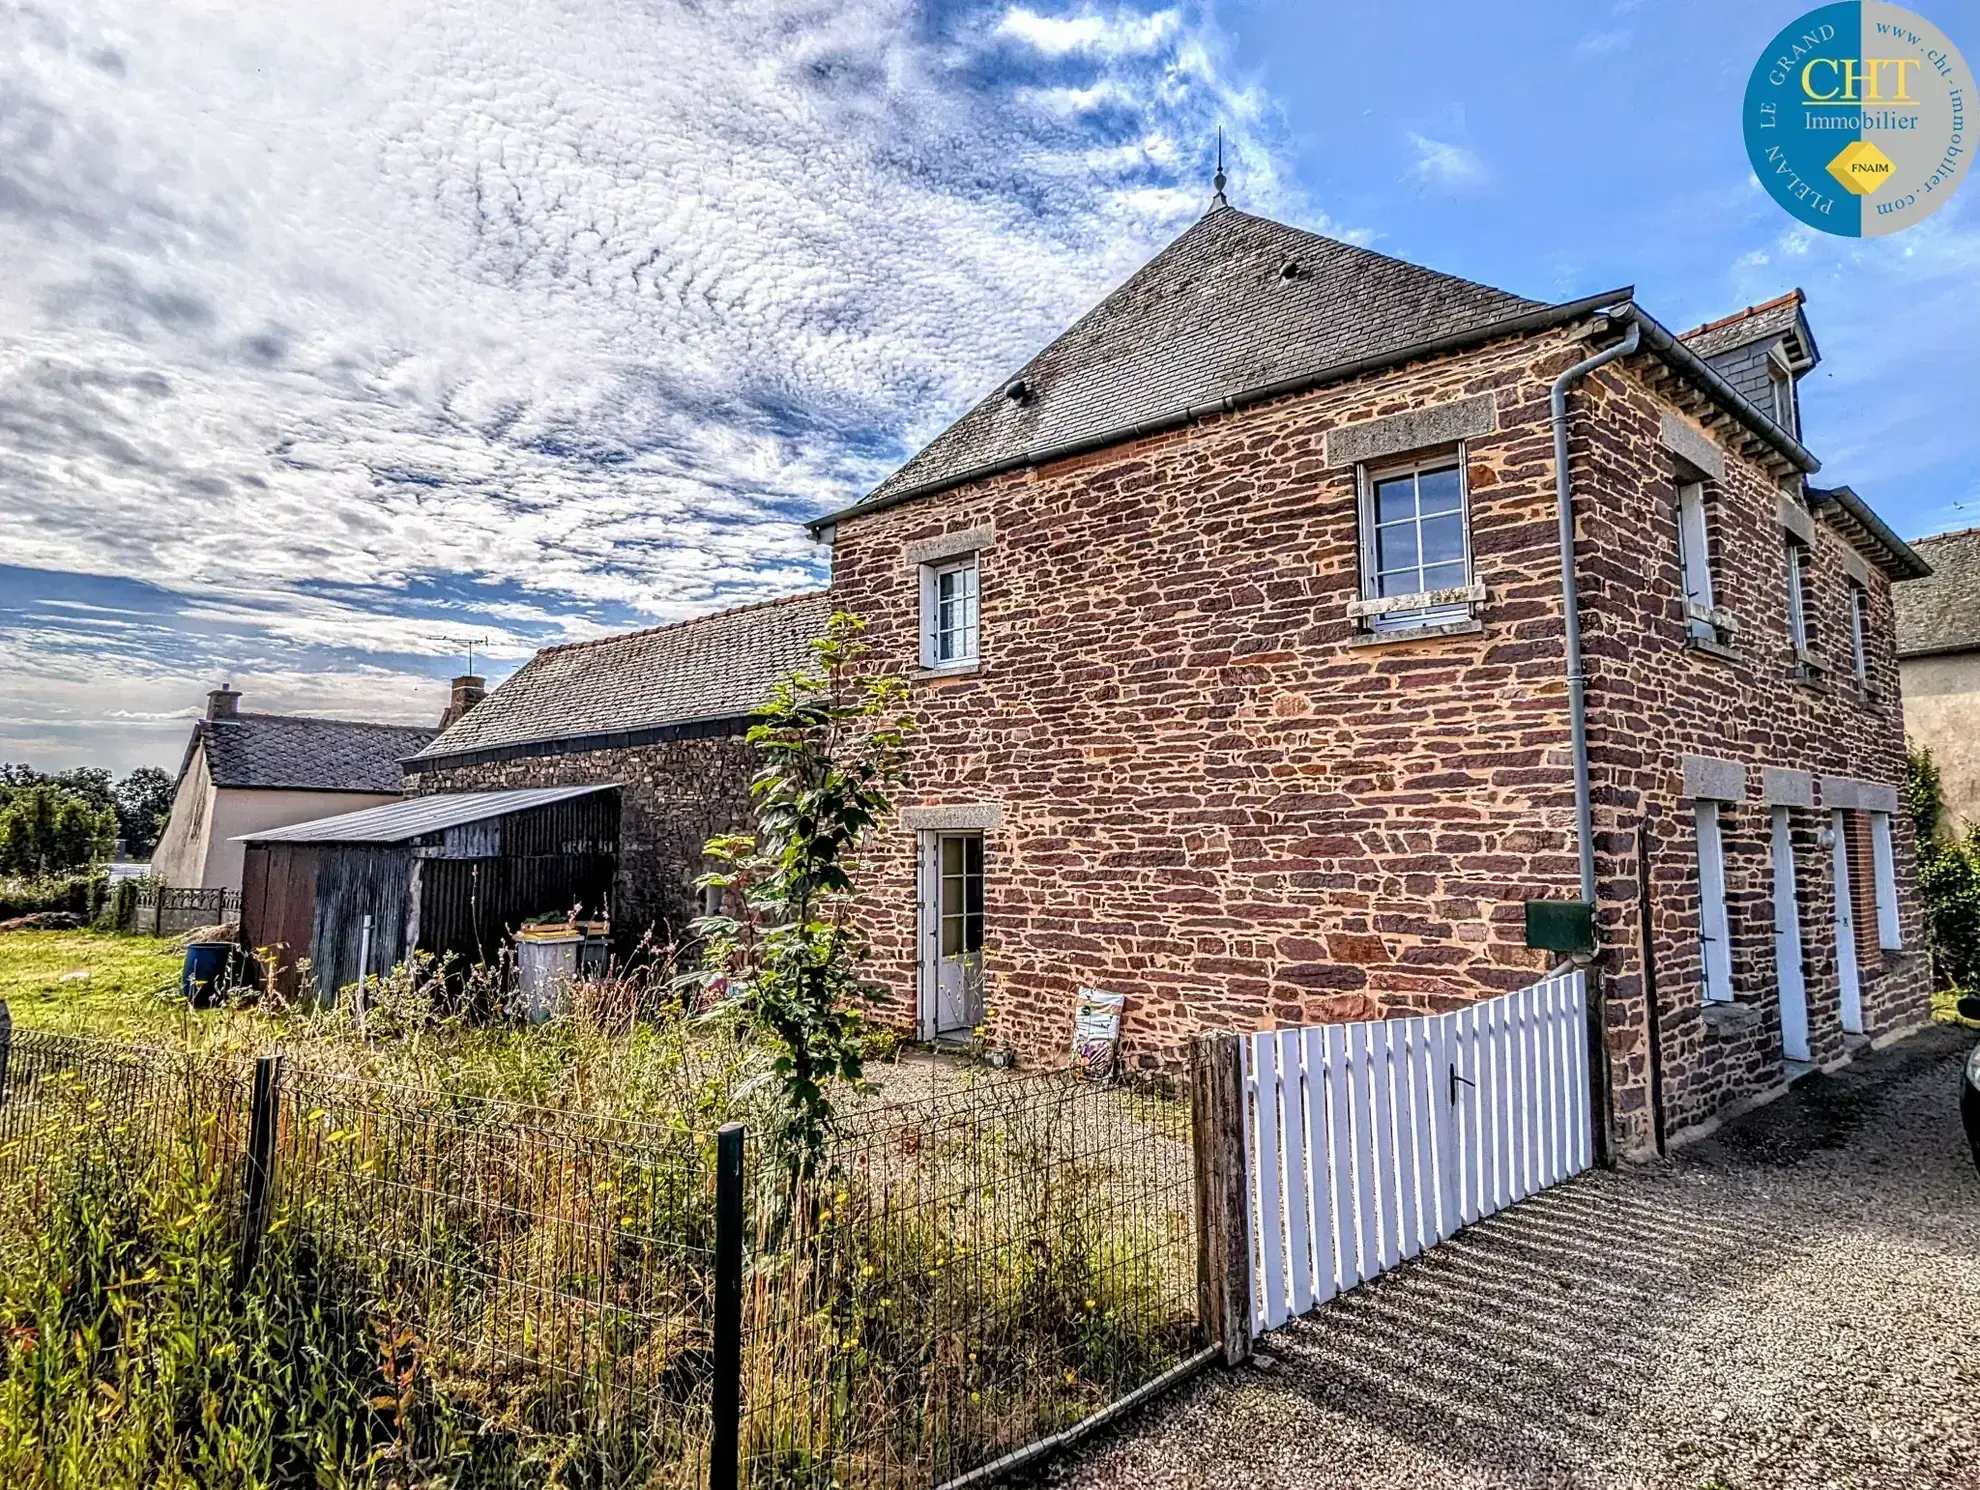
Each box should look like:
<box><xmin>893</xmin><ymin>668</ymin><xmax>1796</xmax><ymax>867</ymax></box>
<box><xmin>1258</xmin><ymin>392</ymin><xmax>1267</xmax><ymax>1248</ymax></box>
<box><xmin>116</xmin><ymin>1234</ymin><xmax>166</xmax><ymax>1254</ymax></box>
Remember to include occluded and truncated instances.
<box><xmin>0</xmin><ymin>1022</ymin><xmax>1203</xmax><ymax>1489</ymax></box>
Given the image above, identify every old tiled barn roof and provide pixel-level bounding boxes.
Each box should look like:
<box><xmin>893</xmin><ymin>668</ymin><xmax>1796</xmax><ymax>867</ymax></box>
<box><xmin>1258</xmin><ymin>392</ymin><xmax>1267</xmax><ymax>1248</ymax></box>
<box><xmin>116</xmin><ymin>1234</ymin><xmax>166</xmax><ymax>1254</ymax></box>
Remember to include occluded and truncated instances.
<box><xmin>1895</xmin><ymin>528</ymin><xmax>1980</xmax><ymax>657</ymax></box>
<box><xmin>189</xmin><ymin>715</ymin><xmax>437</xmax><ymax>793</ymax></box>
<box><xmin>844</xmin><ymin>204</ymin><xmax>1567</xmax><ymax>516</ymax></box>
<box><xmin>411</xmin><ymin>592</ymin><xmax>833</xmax><ymax>767</ymax></box>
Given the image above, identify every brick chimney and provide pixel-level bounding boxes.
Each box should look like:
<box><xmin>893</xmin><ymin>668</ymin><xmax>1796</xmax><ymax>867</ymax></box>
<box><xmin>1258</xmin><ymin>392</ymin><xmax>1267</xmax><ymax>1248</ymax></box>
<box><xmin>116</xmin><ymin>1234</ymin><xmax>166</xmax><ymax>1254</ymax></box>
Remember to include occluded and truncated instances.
<box><xmin>206</xmin><ymin>683</ymin><xmax>241</xmax><ymax>721</ymax></box>
<box><xmin>439</xmin><ymin>674</ymin><xmax>485</xmax><ymax>730</ymax></box>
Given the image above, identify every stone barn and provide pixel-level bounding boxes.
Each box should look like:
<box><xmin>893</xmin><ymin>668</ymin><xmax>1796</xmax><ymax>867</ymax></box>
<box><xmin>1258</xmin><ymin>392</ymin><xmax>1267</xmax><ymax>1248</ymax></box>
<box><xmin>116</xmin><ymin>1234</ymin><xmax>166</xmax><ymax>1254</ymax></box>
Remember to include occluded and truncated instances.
<box><xmin>402</xmin><ymin>593</ymin><xmax>832</xmax><ymax>950</ymax></box>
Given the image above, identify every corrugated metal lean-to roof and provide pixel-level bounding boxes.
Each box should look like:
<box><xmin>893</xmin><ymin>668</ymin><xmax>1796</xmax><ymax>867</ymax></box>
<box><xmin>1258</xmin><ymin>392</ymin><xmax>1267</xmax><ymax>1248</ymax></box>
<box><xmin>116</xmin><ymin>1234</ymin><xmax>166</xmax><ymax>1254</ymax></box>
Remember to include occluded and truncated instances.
<box><xmin>233</xmin><ymin>785</ymin><xmax>614</xmax><ymax>844</ymax></box>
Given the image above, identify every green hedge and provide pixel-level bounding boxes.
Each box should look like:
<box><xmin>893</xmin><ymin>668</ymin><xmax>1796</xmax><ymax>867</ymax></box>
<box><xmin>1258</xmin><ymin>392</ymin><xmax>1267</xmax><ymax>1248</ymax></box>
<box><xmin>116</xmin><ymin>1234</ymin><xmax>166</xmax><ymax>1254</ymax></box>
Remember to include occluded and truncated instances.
<box><xmin>0</xmin><ymin>870</ymin><xmax>106</xmax><ymax>922</ymax></box>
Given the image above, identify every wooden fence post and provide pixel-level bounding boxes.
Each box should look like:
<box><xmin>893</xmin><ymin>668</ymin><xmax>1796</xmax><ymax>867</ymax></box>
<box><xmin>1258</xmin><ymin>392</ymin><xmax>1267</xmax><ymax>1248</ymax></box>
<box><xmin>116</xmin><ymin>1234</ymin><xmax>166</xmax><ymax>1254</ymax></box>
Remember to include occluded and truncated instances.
<box><xmin>711</xmin><ymin>1122</ymin><xmax>745</xmax><ymax>1490</ymax></box>
<box><xmin>1190</xmin><ymin>1031</ymin><xmax>1251</xmax><ymax>1365</ymax></box>
<box><xmin>0</xmin><ymin>999</ymin><xmax>11</xmax><ymax>1109</ymax></box>
<box><xmin>234</xmin><ymin>1054</ymin><xmax>284</xmax><ymax>1291</ymax></box>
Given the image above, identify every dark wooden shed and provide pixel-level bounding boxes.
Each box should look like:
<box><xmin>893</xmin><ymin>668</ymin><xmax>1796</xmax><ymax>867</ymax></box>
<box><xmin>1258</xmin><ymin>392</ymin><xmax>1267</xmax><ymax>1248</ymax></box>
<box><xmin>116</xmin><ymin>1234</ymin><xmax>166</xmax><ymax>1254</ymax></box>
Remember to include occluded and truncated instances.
<box><xmin>237</xmin><ymin>785</ymin><xmax>618</xmax><ymax>1000</ymax></box>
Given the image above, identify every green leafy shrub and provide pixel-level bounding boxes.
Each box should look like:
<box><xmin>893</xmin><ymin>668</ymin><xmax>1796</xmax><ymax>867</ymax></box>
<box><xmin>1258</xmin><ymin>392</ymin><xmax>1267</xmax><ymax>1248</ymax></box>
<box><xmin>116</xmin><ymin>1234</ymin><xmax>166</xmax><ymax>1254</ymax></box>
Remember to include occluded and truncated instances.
<box><xmin>1907</xmin><ymin>741</ymin><xmax>1980</xmax><ymax>992</ymax></box>
<box><xmin>0</xmin><ymin>870</ymin><xmax>106</xmax><ymax>922</ymax></box>
<box><xmin>690</xmin><ymin>611</ymin><xmax>912</xmax><ymax>1175</ymax></box>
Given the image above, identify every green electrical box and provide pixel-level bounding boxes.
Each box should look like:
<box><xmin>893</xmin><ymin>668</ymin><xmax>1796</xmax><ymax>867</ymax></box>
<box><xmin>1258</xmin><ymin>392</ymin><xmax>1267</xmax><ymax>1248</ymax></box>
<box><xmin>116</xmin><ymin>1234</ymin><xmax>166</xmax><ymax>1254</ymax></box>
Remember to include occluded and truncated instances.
<box><xmin>1524</xmin><ymin>899</ymin><xmax>1595</xmax><ymax>955</ymax></box>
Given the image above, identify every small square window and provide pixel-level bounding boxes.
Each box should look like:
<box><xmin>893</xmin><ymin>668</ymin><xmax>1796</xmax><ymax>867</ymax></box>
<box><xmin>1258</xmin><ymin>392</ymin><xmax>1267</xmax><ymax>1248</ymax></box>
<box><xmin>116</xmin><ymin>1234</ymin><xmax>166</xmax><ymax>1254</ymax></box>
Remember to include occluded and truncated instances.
<box><xmin>1358</xmin><ymin>455</ymin><xmax>1473</xmax><ymax>630</ymax></box>
<box><xmin>921</xmin><ymin>555</ymin><xmax>979</xmax><ymax>669</ymax></box>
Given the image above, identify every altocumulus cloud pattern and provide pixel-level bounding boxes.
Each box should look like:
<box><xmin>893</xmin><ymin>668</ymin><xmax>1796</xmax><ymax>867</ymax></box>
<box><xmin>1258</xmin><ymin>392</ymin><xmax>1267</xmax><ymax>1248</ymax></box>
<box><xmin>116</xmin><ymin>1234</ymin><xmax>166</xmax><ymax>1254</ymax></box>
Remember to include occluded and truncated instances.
<box><xmin>0</xmin><ymin>0</ymin><xmax>1315</xmax><ymax>768</ymax></box>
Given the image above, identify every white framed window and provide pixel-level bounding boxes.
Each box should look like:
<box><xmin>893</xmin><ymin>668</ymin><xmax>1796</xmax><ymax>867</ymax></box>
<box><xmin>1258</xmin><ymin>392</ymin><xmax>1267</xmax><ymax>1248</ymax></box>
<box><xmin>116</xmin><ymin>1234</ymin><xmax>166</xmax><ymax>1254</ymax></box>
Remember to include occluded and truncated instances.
<box><xmin>920</xmin><ymin>555</ymin><xmax>979</xmax><ymax>670</ymax></box>
<box><xmin>1847</xmin><ymin>581</ymin><xmax>1870</xmax><ymax>680</ymax></box>
<box><xmin>1870</xmin><ymin>810</ymin><xmax>1901</xmax><ymax>949</ymax></box>
<box><xmin>1767</xmin><ymin>346</ymin><xmax>1798</xmax><ymax>438</ymax></box>
<box><xmin>1695</xmin><ymin>800</ymin><xmax>1735</xmax><ymax>1003</ymax></box>
<box><xmin>1784</xmin><ymin>539</ymin><xmax>1814</xmax><ymax>652</ymax></box>
<box><xmin>1677</xmin><ymin>482</ymin><xmax>1718</xmax><ymax>642</ymax></box>
<box><xmin>1358</xmin><ymin>454</ymin><xmax>1471</xmax><ymax>630</ymax></box>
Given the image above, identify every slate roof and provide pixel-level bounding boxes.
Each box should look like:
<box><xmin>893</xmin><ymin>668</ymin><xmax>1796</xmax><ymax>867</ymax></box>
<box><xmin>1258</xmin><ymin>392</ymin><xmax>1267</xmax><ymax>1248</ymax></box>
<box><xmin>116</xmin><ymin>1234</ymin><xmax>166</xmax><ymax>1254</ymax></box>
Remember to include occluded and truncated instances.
<box><xmin>1895</xmin><ymin>527</ymin><xmax>1980</xmax><ymax>656</ymax></box>
<box><xmin>235</xmin><ymin>785</ymin><xmax>613</xmax><ymax>844</ymax></box>
<box><xmin>411</xmin><ymin>592</ymin><xmax>833</xmax><ymax>765</ymax></box>
<box><xmin>1678</xmin><ymin>290</ymin><xmax>1813</xmax><ymax>362</ymax></box>
<box><xmin>856</xmin><ymin>204</ymin><xmax>1558</xmax><ymax>511</ymax></box>
<box><xmin>188</xmin><ymin>714</ymin><xmax>437</xmax><ymax>793</ymax></box>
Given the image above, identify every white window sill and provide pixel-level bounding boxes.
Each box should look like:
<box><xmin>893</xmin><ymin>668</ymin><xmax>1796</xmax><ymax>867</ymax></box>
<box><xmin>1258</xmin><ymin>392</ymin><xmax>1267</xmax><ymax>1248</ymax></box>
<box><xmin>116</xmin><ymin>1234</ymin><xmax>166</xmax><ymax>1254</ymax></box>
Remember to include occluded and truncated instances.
<box><xmin>1343</xmin><ymin>581</ymin><xmax>1486</xmax><ymax>622</ymax></box>
<box><xmin>914</xmin><ymin>662</ymin><xmax>981</xmax><ymax>681</ymax></box>
<box><xmin>1685</xmin><ymin>634</ymin><xmax>1739</xmax><ymax>664</ymax></box>
<box><xmin>1344</xmin><ymin>617</ymin><xmax>1483</xmax><ymax>648</ymax></box>
<box><xmin>1685</xmin><ymin>600</ymin><xmax>1741</xmax><ymax>637</ymax></box>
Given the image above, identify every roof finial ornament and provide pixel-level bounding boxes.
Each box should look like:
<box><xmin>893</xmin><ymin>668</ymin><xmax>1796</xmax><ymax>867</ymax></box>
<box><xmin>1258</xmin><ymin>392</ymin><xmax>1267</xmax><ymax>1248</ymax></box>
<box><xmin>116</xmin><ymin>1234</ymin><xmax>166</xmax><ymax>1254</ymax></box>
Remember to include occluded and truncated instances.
<box><xmin>1211</xmin><ymin>126</ymin><xmax>1228</xmax><ymax>208</ymax></box>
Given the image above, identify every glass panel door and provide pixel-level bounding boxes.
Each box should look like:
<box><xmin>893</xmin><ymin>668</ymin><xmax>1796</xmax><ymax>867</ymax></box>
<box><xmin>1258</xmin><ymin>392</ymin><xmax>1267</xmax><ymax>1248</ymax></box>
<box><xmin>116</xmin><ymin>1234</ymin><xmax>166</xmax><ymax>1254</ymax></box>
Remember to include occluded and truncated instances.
<box><xmin>934</xmin><ymin>834</ymin><xmax>984</xmax><ymax>1035</ymax></box>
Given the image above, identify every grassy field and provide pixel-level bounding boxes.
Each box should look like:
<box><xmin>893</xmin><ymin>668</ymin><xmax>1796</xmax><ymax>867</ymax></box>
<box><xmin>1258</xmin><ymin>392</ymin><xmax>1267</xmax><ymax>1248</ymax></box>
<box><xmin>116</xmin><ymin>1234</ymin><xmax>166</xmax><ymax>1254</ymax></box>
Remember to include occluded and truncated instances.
<box><xmin>0</xmin><ymin>929</ymin><xmax>219</xmax><ymax>1039</ymax></box>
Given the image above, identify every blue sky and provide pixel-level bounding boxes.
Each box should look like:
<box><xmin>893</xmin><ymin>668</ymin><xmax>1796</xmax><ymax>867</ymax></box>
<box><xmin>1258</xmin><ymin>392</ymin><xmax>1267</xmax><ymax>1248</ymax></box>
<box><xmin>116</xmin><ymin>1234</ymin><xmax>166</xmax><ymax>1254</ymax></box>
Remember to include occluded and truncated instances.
<box><xmin>3</xmin><ymin>0</ymin><xmax>1976</xmax><ymax>774</ymax></box>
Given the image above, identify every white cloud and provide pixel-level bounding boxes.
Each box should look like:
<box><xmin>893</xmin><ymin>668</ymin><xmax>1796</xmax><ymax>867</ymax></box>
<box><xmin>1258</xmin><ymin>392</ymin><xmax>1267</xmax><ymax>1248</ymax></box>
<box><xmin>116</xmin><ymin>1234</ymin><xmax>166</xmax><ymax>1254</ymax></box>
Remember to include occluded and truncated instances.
<box><xmin>994</xmin><ymin>6</ymin><xmax>1182</xmax><ymax>58</ymax></box>
<box><xmin>1407</xmin><ymin>132</ymin><xmax>1488</xmax><ymax>189</ymax></box>
<box><xmin>1</xmin><ymin>0</ymin><xmax>1307</xmax><ymax>769</ymax></box>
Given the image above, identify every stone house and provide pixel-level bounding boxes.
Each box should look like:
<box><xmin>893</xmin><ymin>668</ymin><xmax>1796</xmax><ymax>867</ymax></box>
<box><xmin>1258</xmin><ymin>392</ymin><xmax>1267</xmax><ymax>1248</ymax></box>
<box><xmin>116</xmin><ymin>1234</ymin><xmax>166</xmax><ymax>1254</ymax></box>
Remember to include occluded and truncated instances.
<box><xmin>1894</xmin><ymin>526</ymin><xmax>1980</xmax><ymax>836</ymax></box>
<box><xmin>152</xmin><ymin>685</ymin><xmax>437</xmax><ymax>892</ymax></box>
<box><xmin>806</xmin><ymin>199</ymin><xmax>1931</xmax><ymax>1156</ymax></box>
<box><xmin>402</xmin><ymin>593</ymin><xmax>832</xmax><ymax>946</ymax></box>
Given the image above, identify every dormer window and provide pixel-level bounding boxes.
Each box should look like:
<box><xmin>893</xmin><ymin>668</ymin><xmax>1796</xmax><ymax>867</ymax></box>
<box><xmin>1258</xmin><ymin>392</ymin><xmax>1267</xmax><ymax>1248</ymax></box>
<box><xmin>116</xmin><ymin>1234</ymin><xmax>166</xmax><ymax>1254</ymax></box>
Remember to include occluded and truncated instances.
<box><xmin>1767</xmin><ymin>345</ymin><xmax>1797</xmax><ymax>438</ymax></box>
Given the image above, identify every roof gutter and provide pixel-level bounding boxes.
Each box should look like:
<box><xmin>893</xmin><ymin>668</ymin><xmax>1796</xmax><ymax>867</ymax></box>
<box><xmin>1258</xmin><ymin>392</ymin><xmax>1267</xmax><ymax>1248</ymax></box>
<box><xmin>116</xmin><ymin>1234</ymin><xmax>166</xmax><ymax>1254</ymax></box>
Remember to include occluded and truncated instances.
<box><xmin>1618</xmin><ymin>306</ymin><xmax>1822</xmax><ymax>474</ymax></box>
<box><xmin>805</xmin><ymin>286</ymin><xmax>1634</xmax><ymax>536</ymax></box>
<box><xmin>1807</xmin><ymin>484</ymin><xmax>1933</xmax><ymax>580</ymax></box>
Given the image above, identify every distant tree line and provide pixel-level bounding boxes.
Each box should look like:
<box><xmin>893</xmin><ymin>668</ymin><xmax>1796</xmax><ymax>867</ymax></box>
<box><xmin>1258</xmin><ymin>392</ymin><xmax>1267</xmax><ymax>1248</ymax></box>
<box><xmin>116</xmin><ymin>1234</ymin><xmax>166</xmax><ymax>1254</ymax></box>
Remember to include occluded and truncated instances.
<box><xmin>0</xmin><ymin>763</ymin><xmax>175</xmax><ymax>877</ymax></box>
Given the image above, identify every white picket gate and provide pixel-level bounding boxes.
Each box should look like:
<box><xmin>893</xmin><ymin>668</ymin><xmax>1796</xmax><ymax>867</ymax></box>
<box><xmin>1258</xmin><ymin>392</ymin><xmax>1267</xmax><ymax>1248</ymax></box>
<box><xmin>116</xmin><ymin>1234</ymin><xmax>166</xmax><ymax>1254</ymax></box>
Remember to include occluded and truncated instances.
<box><xmin>1241</xmin><ymin>969</ymin><xmax>1593</xmax><ymax>1335</ymax></box>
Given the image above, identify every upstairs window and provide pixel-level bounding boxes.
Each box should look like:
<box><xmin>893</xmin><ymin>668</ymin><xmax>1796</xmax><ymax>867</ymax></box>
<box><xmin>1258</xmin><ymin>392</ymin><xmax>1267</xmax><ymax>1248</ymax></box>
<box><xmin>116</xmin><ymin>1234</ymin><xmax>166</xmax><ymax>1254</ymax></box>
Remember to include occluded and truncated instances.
<box><xmin>1676</xmin><ymin>483</ymin><xmax>1721</xmax><ymax>644</ymax></box>
<box><xmin>1784</xmin><ymin>538</ymin><xmax>1815</xmax><ymax>654</ymax></box>
<box><xmin>921</xmin><ymin>555</ymin><xmax>979</xmax><ymax>670</ymax></box>
<box><xmin>1847</xmin><ymin>580</ymin><xmax>1870</xmax><ymax>680</ymax></box>
<box><xmin>1358</xmin><ymin>456</ymin><xmax>1472</xmax><ymax>630</ymax></box>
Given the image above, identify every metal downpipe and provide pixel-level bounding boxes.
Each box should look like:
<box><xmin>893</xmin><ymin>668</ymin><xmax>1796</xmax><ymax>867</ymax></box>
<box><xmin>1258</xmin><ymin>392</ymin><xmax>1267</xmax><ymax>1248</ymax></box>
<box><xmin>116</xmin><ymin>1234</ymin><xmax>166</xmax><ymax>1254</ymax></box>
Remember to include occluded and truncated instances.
<box><xmin>1551</xmin><ymin>314</ymin><xmax>1641</xmax><ymax>907</ymax></box>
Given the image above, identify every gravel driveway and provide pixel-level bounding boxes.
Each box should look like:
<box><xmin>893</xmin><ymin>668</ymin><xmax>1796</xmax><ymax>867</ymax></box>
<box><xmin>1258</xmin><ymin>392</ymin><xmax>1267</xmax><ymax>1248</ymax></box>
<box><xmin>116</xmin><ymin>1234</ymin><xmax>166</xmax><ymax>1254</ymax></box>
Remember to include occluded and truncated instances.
<box><xmin>1040</xmin><ymin>1024</ymin><xmax>1980</xmax><ymax>1490</ymax></box>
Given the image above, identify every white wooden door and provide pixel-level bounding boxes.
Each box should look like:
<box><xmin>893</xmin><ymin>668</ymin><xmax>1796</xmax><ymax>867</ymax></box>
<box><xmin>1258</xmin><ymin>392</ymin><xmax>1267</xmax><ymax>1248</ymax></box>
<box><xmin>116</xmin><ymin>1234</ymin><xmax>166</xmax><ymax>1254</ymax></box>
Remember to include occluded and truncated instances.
<box><xmin>1771</xmin><ymin>807</ymin><xmax>1810</xmax><ymax>1062</ymax></box>
<box><xmin>919</xmin><ymin>832</ymin><xmax>983</xmax><ymax>1038</ymax></box>
<box><xmin>1831</xmin><ymin>810</ymin><xmax>1864</xmax><ymax>1034</ymax></box>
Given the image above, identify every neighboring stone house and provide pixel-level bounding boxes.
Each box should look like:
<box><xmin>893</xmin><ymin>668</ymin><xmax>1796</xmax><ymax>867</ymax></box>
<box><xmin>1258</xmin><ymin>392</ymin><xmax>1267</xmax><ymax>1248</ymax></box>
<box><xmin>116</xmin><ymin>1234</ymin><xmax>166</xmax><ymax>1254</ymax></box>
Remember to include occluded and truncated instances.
<box><xmin>805</xmin><ymin>197</ymin><xmax>1930</xmax><ymax>1155</ymax></box>
<box><xmin>1894</xmin><ymin>526</ymin><xmax>1980</xmax><ymax>835</ymax></box>
<box><xmin>152</xmin><ymin>686</ymin><xmax>437</xmax><ymax>891</ymax></box>
<box><xmin>402</xmin><ymin>593</ymin><xmax>832</xmax><ymax>946</ymax></box>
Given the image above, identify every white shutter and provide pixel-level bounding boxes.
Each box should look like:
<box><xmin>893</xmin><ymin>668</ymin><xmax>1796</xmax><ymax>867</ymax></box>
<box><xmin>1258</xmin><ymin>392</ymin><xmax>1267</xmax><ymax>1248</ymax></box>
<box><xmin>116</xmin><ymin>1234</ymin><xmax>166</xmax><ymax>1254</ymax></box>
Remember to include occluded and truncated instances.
<box><xmin>1695</xmin><ymin>800</ymin><xmax>1734</xmax><ymax>1002</ymax></box>
<box><xmin>1678</xmin><ymin>484</ymin><xmax>1714</xmax><ymax>639</ymax></box>
<box><xmin>1871</xmin><ymin>811</ymin><xmax>1900</xmax><ymax>949</ymax></box>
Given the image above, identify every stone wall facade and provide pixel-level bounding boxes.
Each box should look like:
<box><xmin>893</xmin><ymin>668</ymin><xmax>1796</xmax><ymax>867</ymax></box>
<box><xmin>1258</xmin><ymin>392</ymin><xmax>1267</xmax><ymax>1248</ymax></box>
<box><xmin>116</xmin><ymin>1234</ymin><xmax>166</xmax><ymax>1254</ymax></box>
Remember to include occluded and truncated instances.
<box><xmin>1569</xmin><ymin>362</ymin><xmax>1929</xmax><ymax>1147</ymax></box>
<box><xmin>824</xmin><ymin>320</ymin><xmax>1928</xmax><ymax>1156</ymax></box>
<box><xmin>404</xmin><ymin>734</ymin><xmax>757</xmax><ymax>950</ymax></box>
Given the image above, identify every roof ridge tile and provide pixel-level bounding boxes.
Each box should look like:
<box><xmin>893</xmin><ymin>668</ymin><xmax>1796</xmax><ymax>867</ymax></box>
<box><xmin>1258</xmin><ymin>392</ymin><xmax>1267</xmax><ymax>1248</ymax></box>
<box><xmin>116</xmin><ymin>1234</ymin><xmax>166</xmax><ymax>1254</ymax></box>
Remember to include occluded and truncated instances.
<box><xmin>534</xmin><ymin>589</ymin><xmax>832</xmax><ymax>657</ymax></box>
